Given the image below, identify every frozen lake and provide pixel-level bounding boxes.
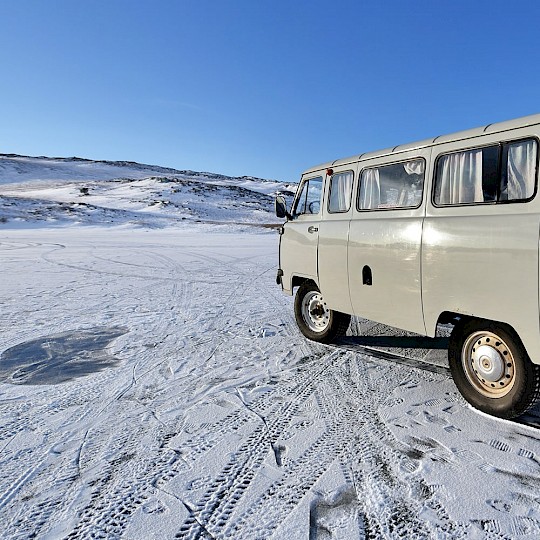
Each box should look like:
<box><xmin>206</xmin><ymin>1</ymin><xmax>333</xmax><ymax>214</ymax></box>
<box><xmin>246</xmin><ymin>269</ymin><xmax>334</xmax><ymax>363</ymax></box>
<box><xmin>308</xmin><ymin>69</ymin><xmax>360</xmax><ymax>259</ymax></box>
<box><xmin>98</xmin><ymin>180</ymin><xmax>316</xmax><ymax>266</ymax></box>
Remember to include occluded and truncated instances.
<box><xmin>1</xmin><ymin>225</ymin><xmax>540</xmax><ymax>539</ymax></box>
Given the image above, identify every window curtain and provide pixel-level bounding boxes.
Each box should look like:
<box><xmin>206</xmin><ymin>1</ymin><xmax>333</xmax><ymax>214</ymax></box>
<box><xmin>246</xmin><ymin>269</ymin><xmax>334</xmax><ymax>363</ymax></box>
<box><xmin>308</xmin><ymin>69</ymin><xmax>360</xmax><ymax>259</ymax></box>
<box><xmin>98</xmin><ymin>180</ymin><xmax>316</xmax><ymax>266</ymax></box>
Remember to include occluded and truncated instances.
<box><xmin>330</xmin><ymin>172</ymin><xmax>354</xmax><ymax>212</ymax></box>
<box><xmin>340</xmin><ymin>171</ymin><xmax>354</xmax><ymax>211</ymax></box>
<box><xmin>507</xmin><ymin>140</ymin><xmax>536</xmax><ymax>200</ymax></box>
<box><xmin>436</xmin><ymin>150</ymin><xmax>483</xmax><ymax>204</ymax></box>
<box><xmin>359</xmin><ymin>168</ymin><xmax>380</xmax><ymax>209</ymax></box>
<box><xmin>403</xmin><ymin>159</ymin><xmax>424</xmax><ymax>176</ymax></box>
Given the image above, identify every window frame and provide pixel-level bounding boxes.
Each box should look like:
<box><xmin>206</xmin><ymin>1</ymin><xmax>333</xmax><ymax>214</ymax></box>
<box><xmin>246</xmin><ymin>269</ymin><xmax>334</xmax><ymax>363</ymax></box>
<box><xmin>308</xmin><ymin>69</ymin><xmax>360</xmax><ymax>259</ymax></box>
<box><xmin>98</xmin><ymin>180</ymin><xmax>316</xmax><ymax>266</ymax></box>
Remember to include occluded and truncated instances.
<box><xmin>327</xmin><ymin>170</ymin><xmax>355</xmax><ymax>214</ymax></box>
<box><xmin>356</xmin><ymin>157</ymin><xmax>426</xmax><ymax>212</ymax></box>
<box><xmin>432</xmin><ymin>137</ymin><xmax>539</xmax><ymax>208</ymax></box>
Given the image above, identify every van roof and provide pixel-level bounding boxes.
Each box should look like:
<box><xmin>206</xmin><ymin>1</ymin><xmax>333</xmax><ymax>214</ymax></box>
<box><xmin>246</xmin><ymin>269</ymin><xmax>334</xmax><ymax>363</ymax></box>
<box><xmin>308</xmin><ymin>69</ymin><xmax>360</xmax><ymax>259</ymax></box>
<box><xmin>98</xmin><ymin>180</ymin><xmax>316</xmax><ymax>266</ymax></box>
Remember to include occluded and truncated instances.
<box><xmin>302</xmin><ymin>112</ymin><xmax>540</xmax><ymax>176</ymax></box>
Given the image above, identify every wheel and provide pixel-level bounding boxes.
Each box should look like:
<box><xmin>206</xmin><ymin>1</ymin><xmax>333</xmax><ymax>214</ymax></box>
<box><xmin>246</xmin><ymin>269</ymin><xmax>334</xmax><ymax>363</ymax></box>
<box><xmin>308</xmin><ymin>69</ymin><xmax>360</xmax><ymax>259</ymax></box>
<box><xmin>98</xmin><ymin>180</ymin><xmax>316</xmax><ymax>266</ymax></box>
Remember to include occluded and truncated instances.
<box><xmin>294</xmin><ymin>282</ymin><xmax>350</xmax><ymax>343</ymax></box>
<box><xmin>449</xmin><ymin>319</ymin><xmax>540</xmax><ymax>419</ymax></box>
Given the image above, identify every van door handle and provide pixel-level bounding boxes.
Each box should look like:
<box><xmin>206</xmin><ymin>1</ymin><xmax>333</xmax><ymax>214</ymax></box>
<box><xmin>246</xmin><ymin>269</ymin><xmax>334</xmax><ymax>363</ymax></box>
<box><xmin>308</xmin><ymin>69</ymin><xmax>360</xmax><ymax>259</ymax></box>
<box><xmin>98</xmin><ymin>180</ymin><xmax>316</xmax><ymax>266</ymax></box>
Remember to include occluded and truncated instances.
<box><xmin>308</xmin><ymin>226</ymin><xmax>318</xmax><ymax>234</ymax></box>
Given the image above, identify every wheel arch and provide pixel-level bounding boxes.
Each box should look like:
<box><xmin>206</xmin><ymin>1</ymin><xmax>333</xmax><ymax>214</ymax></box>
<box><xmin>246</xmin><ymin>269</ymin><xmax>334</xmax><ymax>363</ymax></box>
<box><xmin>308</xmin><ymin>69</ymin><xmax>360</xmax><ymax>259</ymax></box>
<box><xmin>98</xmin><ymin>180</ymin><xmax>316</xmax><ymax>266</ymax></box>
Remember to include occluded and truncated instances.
<box><xmin>435</xmin><ymin>310</ymin><xmax>540</xmax><ymax>366</ymax></box>
<box><xmin>440</xmin><ymin>312</ymin><xmax>523</xmax><ymax>347</ymax></box>
<box><xmin>291</xmin><ymin>275</ymin><xmax>317</xmax><ymax>292</ymax></box>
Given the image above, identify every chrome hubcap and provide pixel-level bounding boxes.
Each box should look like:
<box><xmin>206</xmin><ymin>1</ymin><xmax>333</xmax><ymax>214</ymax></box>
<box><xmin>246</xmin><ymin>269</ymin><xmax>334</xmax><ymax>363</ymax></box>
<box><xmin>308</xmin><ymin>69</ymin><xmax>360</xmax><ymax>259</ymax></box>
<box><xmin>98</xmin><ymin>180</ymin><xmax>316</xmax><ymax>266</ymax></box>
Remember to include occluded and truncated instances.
<box><xmin>475</xmin><ymin>345</ymin><xmax>504</xmax><ymax>382</ymax></box>
<box><xmin>301</xmin><ymin>291</ymin><xmax>330</xmax><ymax>333</ymax></box>
<box><xmin>462</xmin><ymin>331</ymin><xmax>515</xmax><ymax>397</ymax></box>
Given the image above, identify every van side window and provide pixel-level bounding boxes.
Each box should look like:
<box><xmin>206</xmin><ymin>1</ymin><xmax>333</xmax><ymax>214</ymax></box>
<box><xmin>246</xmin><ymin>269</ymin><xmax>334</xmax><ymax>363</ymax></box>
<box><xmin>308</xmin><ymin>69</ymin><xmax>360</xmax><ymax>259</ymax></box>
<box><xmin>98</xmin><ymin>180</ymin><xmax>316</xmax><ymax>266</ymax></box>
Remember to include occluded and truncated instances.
<box><xmin>434</xmin><ymin>138</ymin><xmax>537</xmax><ymax>206</ymax></box>
<box><xmin>501</xmin><ymin>139</ymin><xmax>537</xmax><ymax>201</ymax></box>
<box><xmin>434</xmin><ymin>145</ymin><xmax>499</xmax><ymax>205</ymax></box>
<box><xmin>328</xmin><ymin>171</ymin><xmax>354</xmax><ymax>213</ymax></box>
<box><xmin>293</xmin><ymin>176</ymin><xmax>323</xmax><ymax>216</ymax></box>
<box><xmin>357</xmin><ymin>159</ymin><xmax>424</xmax><ymax>210</ymax></box>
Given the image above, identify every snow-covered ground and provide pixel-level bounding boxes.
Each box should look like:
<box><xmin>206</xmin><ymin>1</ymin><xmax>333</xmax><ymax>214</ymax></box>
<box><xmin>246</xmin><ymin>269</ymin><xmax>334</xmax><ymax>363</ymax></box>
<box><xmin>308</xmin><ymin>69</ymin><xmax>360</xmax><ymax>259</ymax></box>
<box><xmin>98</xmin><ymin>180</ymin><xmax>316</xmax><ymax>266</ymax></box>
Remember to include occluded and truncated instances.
<box><xmin>1</xmin><ymin>156</ymin><xmax>540</xmax><ymax>539</ymax></box>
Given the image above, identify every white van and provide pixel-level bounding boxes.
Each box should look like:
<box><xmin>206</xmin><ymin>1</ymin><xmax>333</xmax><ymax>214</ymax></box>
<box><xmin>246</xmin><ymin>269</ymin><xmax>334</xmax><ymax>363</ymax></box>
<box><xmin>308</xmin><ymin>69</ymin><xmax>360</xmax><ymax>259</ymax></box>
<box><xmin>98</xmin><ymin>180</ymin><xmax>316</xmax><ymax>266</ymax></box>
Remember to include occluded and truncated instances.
<box><xmin>275</xmin><ymin>114</ymin><xmax>540</xmax><ymax>419</ymax></box>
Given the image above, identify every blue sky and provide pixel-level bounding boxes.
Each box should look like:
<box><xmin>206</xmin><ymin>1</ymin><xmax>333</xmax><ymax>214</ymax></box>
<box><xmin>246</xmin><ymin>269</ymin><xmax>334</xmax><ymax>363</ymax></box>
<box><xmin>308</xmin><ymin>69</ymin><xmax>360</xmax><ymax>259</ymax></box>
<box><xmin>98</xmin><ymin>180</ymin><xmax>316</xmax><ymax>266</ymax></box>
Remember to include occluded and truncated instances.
<box><xmin>2</xmin><ymin>0</ymin><xmax>540</xmax><ymax>181</ymax></box>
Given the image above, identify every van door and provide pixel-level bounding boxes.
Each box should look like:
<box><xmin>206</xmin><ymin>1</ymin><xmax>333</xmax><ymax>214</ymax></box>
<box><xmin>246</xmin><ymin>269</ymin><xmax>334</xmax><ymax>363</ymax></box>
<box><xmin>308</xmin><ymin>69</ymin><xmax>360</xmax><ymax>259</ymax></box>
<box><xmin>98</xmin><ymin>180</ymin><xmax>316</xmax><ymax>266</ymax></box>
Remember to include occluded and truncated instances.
<box><xmin>317</xmin><ymin>169</ymin><xmax>356</xmax><ymax>314</ymax></box>
<box><xmin>280</xmin><ymin>176</ymin><xmax>323</xmax><ymax>292</ymax></box>
<box><xmin>348</xmin><ymin>152</ymin><xmax>429</xmax><ymax>335</ymax></box>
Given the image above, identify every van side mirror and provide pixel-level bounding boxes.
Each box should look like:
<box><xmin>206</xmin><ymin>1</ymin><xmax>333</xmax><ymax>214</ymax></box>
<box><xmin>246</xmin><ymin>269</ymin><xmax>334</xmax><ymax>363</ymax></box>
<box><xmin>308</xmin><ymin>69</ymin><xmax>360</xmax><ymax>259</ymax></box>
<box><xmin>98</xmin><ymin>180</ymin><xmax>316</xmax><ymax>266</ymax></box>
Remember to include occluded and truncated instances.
<box><xmin>275</xmin><ymin>195</ymin><xmax>291</xmax><ymax>220</ymax></box>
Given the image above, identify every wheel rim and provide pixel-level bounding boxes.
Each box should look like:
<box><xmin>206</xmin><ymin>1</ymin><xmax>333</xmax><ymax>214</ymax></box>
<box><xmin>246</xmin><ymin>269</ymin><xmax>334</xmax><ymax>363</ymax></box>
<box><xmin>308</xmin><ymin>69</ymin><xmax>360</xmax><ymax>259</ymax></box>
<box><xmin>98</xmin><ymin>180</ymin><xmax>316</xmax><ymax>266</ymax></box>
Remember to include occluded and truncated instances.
<box><xmin>462</xmin><ymin>331</ymin><xmax>516</xmax><ymax>398</ymax></box>
<box><xmin>301</xmin><ymin>291</ymin><xmax>330</xmax><ymax>333</ymax></box>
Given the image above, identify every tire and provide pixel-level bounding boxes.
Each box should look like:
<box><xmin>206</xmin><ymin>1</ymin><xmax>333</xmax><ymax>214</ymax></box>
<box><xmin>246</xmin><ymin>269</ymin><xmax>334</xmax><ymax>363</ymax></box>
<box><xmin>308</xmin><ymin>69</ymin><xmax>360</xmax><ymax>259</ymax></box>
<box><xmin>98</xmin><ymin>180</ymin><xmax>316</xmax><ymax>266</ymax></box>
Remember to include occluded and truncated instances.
<box><xmin>294</xmin><ymin>282</ymin><xmax>351</xmax><ymax>344</ymax></box>
<box><xmin>449</xmin><ymin>319</ymin><xmax>540</xmax><ymax>419</ymax></box>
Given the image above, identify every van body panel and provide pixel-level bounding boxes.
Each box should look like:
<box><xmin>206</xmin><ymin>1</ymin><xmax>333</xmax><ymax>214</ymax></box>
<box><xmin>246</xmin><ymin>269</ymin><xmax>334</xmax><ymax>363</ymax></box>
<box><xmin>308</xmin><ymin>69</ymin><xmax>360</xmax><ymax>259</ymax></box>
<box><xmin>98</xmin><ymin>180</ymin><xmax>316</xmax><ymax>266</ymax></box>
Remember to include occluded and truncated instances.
<box><xmin>483</xmin><ymin>114</ymin><xmax>540</xmax><ymax>134</ymax></box>
<box><xmin>393</xmin><ymin>137</ymin><xmax>437</xmax><ymax>153</ymax></box>
<box><xmin>348</xmin><ymin>215</ymin><xmax>425</xmax><ymax>334</ymax></box>
<box><xmin>331</xmin><ymin>157</ymin><xmax>360</xmax><ymax>169</ymax></box>
<box><xmin>303</xmin><ymin>162</ymin><xmax>333</xmax><ymax>175</ymax></box>
<box><xmin>422</xmin><ymin>211</ymin><xmax>540</xmax><ymax>360</ymax></box>
<box><xmin>280</xmin><ymin>215</ymin><xmax>320</xmax><ymax>294</ymax></box>
<box><xmin>358</xmin><ymin>147</ymin><xmax>397</xmax><ymax>162</ymax></box>
<box><xmin>317</xmin><ymin>219</ymin><xmax>353</xmax><ymax>313</ymax></box>
<box><xmin>433</xmin><ymin>126</ymin><xmax>489</xmax><ymax>144</ymax></box>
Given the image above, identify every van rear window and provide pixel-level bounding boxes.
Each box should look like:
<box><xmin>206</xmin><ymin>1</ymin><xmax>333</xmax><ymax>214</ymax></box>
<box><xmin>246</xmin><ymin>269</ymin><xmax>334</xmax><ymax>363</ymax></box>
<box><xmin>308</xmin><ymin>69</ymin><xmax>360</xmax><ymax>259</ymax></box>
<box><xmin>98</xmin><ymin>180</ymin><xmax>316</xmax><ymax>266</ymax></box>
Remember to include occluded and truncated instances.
<box><xmin>357</xmin><ymin>159</ymin><xmax>424</xmax><ymax>211</ymax></box>
<box><xmin>434</xmin><ymin>138</ymin><xmax>537</xmax><ymax>206</ymax></box>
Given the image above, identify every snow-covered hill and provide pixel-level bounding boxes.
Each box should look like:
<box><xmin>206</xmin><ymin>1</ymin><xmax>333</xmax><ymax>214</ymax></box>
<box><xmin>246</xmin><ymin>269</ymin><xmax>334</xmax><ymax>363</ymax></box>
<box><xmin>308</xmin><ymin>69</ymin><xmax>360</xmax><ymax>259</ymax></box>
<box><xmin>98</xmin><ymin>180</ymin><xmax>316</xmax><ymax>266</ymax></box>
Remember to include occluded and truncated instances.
<box><xmin>0</xmin><ymin>154</ymin><xmax>297</xmax><ymax>227</ymax></box>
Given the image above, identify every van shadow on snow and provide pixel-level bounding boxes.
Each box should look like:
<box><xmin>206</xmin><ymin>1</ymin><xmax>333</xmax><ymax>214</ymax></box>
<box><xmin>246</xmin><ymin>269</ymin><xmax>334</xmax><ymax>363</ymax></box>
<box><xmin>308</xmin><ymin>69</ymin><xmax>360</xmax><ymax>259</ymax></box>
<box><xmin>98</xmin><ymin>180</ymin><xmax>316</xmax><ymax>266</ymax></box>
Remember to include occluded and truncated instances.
<box><xmin>0</xmin><ymin>326</ymin><xmax>128</xmax><ymax>385</ymax></box>
<box><xmin>334</xmin><ymin>334</ymin><xmax>451</xmax><ymax>377</ymax></box>
<box><xmin>338</xmin><ymin>319</ymin><xmax>452</xmax><ymax>371</ymax></box>
<box><xmin>338</xmin><ymin>334</ymin><xmax>450</xmax><ymax>350</ymax></box>
<box><xmin>336</xmin><ymin>328</ymin><xmax>540</xmax><ymax>427</ymax></box>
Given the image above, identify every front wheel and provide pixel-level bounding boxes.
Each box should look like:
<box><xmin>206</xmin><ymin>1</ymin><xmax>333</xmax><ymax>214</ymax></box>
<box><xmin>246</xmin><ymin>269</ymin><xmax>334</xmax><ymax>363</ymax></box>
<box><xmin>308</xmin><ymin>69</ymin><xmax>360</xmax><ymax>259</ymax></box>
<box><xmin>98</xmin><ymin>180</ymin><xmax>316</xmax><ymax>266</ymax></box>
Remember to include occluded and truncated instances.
<box><xmin>294</xmin><ymin>282</ymin><xmax>350</xmax><ymax>343</ymax></box>
<box><xmin>449</xmin><ymin>319</ymin><xmax>540</xmax><ymax>419</ymax></box>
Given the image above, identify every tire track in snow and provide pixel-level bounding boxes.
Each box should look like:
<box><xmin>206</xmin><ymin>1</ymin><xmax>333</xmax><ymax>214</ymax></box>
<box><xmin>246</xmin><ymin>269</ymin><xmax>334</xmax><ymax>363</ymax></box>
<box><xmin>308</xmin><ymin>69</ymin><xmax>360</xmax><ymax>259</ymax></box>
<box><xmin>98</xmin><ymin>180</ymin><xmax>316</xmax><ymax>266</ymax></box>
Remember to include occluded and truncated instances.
<box><xmin>334</xmin><ymin>358</ymin><xmax>438</xmax><ymax>539</ymax></box>
<box><xmin>174</xmin><ymin>350</ymin><xmax>345</xmax><ymax>539</ymax></box>
<box><xmin>182</xmin><ymin>349</ymin><xmax>465</xmax><ymax>540</ymax></box>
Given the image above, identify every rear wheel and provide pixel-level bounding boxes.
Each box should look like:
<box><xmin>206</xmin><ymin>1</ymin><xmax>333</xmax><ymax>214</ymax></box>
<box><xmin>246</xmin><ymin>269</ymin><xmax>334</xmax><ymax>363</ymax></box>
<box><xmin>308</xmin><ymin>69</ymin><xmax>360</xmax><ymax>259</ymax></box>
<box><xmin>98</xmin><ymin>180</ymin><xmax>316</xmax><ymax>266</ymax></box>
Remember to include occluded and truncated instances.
<box><xmin>294</xmin><ymin>282</ymin><xmax>350</xmax><ymax>343</ymax></box>
<box><xmin>449</xmin><ymin>319</ymin><xmax>540</xmax><ymax>419</ymax></box>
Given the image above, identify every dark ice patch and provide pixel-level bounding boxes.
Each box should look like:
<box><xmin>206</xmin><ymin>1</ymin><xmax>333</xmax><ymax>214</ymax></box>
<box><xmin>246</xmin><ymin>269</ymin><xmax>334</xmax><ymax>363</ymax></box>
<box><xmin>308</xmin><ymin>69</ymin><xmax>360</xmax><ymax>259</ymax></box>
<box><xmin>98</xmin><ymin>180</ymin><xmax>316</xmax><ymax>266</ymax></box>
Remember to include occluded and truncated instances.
<box><xmin>0</xmin><ymin>326</ymin><xmax>128</xmax><ymax>385</ymax></box>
